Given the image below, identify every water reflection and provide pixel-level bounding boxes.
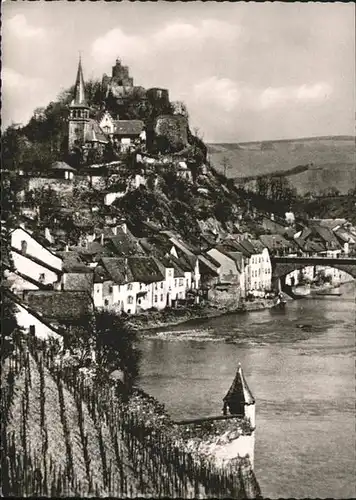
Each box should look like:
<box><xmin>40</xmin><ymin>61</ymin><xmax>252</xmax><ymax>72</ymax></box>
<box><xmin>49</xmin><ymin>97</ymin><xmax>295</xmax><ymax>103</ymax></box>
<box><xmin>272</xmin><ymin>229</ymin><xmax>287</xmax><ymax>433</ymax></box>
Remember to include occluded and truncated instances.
<box><xmin>139</xmin><ymin>282</ymin><xmax>355</xmax><ymax>498</ymax></box>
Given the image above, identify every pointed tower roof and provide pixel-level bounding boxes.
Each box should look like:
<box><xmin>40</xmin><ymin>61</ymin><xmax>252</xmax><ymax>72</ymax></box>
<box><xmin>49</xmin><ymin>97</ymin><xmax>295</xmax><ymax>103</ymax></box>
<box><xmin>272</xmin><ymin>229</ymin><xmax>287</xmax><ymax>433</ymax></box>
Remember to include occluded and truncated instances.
<box><xmin>71</xmin><ymin>57</ymin><xmax>88</xmax><ymax>107</ymax></box>
<box><xmin>223</xmin><ymin>363</ymin><xmax>255</xmax><ymax>407</ymax></box>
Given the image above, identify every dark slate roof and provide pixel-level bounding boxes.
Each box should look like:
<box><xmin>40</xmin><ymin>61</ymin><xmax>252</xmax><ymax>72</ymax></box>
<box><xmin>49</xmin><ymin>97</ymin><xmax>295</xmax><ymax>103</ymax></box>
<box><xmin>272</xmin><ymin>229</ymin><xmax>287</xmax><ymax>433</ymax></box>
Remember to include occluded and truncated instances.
<box><xmin>107</xmin><ymin>229</ymin><xmax>145</xmax><ymax>257</ymax></box>
<box><xmin>114</xmin><ymin>120</ymin><xmax>144</xmax><ymax>136</ymax></box>
<box><xmin>163</xmin><ymin>256</ymin><xmax>185</xmax><ymax>278</ymax></box>
<box><xmin>56</xmin><ymin>251</ymin><xmax>93</xmax><ymax>273</ymax></box>
<box><xmin>100</xmin><ymin>257</ymin><xmax>127</xmax><ymax>284</ymax></box>
<box><xmin>259</xmin><ymin>234</ymin><xmax>297</xmax><ymax>252</ymax></box>
<box><xmin>309</xmin><ymin>223</ymin><xmax>341</xmax><ymax>247</ymax></box>
<box><xmin>223</xmin><ymin>364</ymin><xmax>255</xmax><ymax>407</ymax></box>
<box><xmin>294</xmin><ymin>238</ymin><xmax>324</xmax><ymax>253</ymax></box>
<box><xmin>71</xmin><ymin>242</ymin><xmax>112</xmax><ymax>262</ymax></box>
<box><xmin>25</xmin><ymin>291</ymin><xmax>93</xmax><ymax>322</ymax></box>
<box><xmin>249</xmin><ymin>239</ymin><xmax>265</xmax><ymax>254</ymax></box>
<box><xmin>129</xmin><ymin>257</ymin><xmax>164</xmax><ymax>283</ymax></box>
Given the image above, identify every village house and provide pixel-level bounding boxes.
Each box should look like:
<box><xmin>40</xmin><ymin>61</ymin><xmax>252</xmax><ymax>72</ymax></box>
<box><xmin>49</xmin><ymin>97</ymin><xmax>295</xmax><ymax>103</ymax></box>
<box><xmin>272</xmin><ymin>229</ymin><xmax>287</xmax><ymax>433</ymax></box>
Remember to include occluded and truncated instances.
<box><xmin>162</xmin><ymin>231</ymin><xmax>201</xmax><ymax>290</ymax></box>
<box><xmin>229</xmin><ymin>239</ymin><xmax>272</xmax><ymax>293</ymax></box>
<box><xmin>296</xmin><ymin>223</ymin><xmax>341</xmax><ymax>256</ymax></box>
<box><xmin>138</xmin><ymin>234</ymin><xmax>196</xmax><ymax>306</ymax></box>
<box><xmin>93</xmin><ymin>256</ymin><xmax>165</xmax><ymax>314</ymax></box>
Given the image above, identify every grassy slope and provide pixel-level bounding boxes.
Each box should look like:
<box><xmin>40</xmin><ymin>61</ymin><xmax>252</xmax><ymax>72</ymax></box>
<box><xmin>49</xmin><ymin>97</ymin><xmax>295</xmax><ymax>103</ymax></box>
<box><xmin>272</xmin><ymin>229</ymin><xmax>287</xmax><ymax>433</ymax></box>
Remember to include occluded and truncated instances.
<box><xmin>208</xmin><ymin>136</ymin><xmax>355</xmax><ymax>194</ymax></box>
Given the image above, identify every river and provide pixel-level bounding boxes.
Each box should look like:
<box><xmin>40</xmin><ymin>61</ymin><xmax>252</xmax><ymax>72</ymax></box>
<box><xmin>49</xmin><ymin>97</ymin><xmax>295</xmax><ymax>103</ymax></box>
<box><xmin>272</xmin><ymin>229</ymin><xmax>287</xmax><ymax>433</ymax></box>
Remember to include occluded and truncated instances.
<box><xmin>139</xmin><ymin>281</ymin><xmax>355</xmax><ymax>499</ymax></box>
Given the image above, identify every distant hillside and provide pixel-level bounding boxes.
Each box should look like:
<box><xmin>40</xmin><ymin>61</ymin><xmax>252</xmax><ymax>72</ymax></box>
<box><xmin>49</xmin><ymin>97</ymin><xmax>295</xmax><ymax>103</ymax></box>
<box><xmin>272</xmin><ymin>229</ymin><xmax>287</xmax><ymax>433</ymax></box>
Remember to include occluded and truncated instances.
<box><xmin>208</xmin><ymin>136</ymin><xmax>355</xmax><ymax>195</ymax></box>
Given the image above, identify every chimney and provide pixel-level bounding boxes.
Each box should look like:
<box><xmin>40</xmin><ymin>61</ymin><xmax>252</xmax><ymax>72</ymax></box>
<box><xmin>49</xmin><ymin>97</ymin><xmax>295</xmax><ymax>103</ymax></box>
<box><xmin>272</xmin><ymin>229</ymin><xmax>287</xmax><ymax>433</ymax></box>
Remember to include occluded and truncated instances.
<box><xmin>271</xmin><ymin>213</ymin><xmax>275</xmax><ymax>221</ymax></box>
<box><xmin>113</xmin><ymin>226</ymin><xmax>118</xmax><ymax>236</ymax></box>
<box><xmin>65</xmin><ymin>244</ymin><xmax>69</xmax><ymax>252</ymax></box>
<box><xmin>122</xmin><ymin>222</ymin><xmax>127</xmax><ymax>234</ymax></box>
<box><xmin>124</xmin><ymin>257</ymin><xmax>128</xmax><ymax>282</ymax></box>
<box><xmin>45</xmin><ymin>227</ymin><xmax>53</xmax><ymax>243</ymax></box>
<box><xmin>101</xmin><ymin>233</ymin><xmax>104</xmax><ymax>246</ymax></box>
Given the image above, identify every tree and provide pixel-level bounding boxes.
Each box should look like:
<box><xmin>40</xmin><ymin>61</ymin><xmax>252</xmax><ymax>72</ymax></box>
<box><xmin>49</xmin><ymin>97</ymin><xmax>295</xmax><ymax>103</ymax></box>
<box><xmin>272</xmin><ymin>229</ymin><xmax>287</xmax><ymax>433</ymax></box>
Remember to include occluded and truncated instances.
<box><xmin>68</xmin><ymin>310</ymin><xmax>141</xmax><ymax>388</ymax></box>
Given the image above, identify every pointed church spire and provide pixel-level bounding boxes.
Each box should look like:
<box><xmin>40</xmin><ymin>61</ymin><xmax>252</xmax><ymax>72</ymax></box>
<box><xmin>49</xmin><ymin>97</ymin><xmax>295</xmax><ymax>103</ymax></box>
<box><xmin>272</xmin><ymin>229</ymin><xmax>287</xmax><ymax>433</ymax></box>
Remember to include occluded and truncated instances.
<box><xmin>71</xmin><ymin>56</ymin><xmax>88</xmax><ymax>107</ymax></box>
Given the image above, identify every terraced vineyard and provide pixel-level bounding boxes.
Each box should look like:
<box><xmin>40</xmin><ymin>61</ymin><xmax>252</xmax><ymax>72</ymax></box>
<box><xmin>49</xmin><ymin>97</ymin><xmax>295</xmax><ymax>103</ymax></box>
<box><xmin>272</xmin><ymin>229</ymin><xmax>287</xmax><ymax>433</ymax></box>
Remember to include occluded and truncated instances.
<box><xmin>0</xmin><ymin>334</ymin><xmax>260</xmax><ymax>498</ymax></box>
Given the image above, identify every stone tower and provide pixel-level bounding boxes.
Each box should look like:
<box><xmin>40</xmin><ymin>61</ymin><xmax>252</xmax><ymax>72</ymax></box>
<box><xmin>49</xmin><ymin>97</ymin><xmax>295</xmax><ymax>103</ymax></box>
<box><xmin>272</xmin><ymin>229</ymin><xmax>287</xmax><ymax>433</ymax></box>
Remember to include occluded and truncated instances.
<box><xmin>68</xmin><ymin>58</ymin><xmax>90</xmax><ymax>153</ymax></box>
<box><xmin>223</xmin><ymin>363</ymin><xmax>256</xmax><ymax>429</ymax></box>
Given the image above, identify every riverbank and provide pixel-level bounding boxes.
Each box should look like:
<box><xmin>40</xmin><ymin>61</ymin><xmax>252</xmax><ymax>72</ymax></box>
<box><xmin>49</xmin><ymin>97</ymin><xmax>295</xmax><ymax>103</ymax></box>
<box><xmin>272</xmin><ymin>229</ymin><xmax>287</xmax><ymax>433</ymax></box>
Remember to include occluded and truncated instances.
<box><xmin>128</xmin><ymin>299</ymin><xmax>278</xmax><ymax>333</ymax></box>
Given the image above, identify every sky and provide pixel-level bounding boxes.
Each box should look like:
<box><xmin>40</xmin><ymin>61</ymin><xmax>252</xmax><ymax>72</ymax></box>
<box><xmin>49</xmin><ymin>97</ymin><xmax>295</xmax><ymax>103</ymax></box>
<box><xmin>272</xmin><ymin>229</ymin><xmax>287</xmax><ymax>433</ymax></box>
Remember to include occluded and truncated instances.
<box><xmin>2</xmin><ymin>1</ymin><xmax>355</xmax><ymax>142</ymax></box>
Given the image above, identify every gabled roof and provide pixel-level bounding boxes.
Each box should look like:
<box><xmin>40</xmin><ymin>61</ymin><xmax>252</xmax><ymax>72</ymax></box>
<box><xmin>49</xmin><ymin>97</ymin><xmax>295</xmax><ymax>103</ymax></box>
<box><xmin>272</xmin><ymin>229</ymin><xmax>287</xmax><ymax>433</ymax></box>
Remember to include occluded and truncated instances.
<box><xmin>85</xmin><ymin>120</ymin><xmax>109</xmax><ymax>143</ymax></box>
<box><xmin>114</xmin><ymin>120</ymin><xmax>144</xmax><ymax>136</ymax></box>
<box><xmin>294</xmin><ymin>238</ymin><xmax>324</xmax><ymax>253</ymax></box>
<box><xmin>249</xmin><ymin>239</ymin><xmax>265</xmax><ymax>254</ymax></box>
<box><xmin>259</xmin><ymin>234</ymin><xmax>296</xmax><ymax>251</ymax></box>
<box><xmin>129</xmin><ymin>256</ymin><xmax>164</xmax><ymax>283</ymax></box>
<box><xmin>309</xmin><ymin>223</ymin><xmax>341</xmax><ymax>247</ymax></box>
<box><xmin>163</xmin><ymin>256</ymin><xmax>185</xmax><ymax>278</ymax></box>
<box><xmin>100</xmin><ymin>257</ymin><xmax>127</xmax><ymax>284</ymax></box>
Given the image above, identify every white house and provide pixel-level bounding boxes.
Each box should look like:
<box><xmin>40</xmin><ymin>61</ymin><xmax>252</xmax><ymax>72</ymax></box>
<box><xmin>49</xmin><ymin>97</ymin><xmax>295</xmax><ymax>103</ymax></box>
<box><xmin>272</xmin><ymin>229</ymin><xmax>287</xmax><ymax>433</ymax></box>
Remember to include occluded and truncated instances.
<box><xmin>237</xmin><ymin>239</ymin><xmax>272</xmax><ymax>292</ymax></box>
<box><xmin>93</xmin><ymin>256</ymin><xmax>165</xmax><ymax>314</ymax></box>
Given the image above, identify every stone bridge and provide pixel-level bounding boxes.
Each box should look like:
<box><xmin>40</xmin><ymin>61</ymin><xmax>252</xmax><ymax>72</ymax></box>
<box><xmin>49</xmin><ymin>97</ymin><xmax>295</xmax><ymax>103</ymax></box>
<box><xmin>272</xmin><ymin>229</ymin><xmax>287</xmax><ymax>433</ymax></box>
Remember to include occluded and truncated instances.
<box><xmin>271</xmin><ymin>256</ymin><xmax>356</xmax><ymax>280</ymax></box>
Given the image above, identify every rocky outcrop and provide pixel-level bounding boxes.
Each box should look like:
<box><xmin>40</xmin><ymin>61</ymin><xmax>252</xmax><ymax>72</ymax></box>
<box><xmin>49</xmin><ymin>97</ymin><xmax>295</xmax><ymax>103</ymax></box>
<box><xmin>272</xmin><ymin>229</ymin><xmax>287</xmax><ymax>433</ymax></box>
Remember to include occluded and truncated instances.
<box><xmin>154</xmin><ymin>114</ymin><xmax>189</xmax><ymax>153</ymax></box>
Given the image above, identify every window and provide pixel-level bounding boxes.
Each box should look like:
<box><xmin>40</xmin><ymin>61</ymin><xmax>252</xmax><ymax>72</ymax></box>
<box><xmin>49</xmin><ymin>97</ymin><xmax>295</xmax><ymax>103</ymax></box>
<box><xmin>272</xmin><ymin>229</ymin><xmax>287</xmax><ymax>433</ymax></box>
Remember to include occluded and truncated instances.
<box><xmin>175</xmin><ymin>279</ymin><xmax>177</xmax><ymax>287</ymax></box>
<box><xmin>127</xmin><ymin>284</ymin><xmax>133</xmax><ymax>291</ymax></box>
<box><xmin>179</xmin><ymin>278</ymin><xmax>183</xmax><ymax>286</ymax></box>
<box><xmin>104</xmin><ymin>299</ymin><xmax>109</xmax><ymax>306</ymax></box>
<box><xmin>21</xmin><ymin>240</ymin><xmax>28</xmax><ymax>254</ymax></box>
<box><xmin>160</xmin><ymin>282</ymin><xmax>163</xmax><ymax>289</ymax></box>
<box><xmin>140</xmin><ymin>283</ymin><xmax>143</xmax><ymax>290</ymax></box>
<box><xmin>127</xmin><ymin>309</ymin><xmax>131</xmax><ymax>314</ymax></box>
<box><xmin>160</xmin><ymin>294</ymin><xmax>163</xmax><ymax>301</ymax></box>
<box><xmin>109</xmin><ymin>286</ymin><xmax>113</xmax><ymax>294</ymax></box>
<box><xmin>127</xmin><ymin>296</ymin><xmax>134</xmax><ymax>304</ymax></box>
<box><xmin>168</xmin><ymin>270</ymin><xmax>172</xmax><ymax>277</ymax></box>
<box><xmin>154</xmin><ymin>295</ymin><xmax>158</xmax><ymax>303</ymax></box>
<box><xmin>186</xmin><ymin>279</ymin><xmax>189</xmax><ymax>287</ymax></box>
<box><xmin>259</xmin><ymin>269</ymin><xmax>261</xmax><ymax>276</ymax></box>
<box><xmin>138</xmin><ymin>299</ymin><xmax>141</xmax><ymax>305</ymax></box>
<box><xmin>38</xmin><ymin>273</ymin><xmax>45</xmax><ymax>283</ymax></box>
<box><xmin>155</xmin><ymin>283</ymin><xmax>158</xmax><ymax>290</ymax></box>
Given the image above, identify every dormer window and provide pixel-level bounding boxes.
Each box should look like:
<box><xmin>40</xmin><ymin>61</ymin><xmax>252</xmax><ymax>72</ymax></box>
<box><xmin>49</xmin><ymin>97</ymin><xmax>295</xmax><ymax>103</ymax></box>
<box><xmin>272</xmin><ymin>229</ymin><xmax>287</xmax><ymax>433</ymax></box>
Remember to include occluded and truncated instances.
<box><xmin>21</xmin><ymin>240</ymin><xmax>28</xmax><ymax>254</ymax></box>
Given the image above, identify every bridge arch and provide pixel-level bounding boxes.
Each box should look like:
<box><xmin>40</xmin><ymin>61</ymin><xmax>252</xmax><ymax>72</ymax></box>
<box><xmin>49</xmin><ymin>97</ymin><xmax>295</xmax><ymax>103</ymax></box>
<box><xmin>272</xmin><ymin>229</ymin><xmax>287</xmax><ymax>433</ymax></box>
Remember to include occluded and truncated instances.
<box><xmin>270</xmin><ymin>256</ymin><xmax>356</xmax><ymax>291</ymax></box>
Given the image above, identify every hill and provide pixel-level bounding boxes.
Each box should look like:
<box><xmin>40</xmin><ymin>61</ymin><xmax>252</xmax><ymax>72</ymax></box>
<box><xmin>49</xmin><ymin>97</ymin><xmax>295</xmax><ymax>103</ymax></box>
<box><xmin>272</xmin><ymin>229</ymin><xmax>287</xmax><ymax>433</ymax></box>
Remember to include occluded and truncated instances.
<box><xmin>208</xmin><ymin>136</ymin><xmax>355</xmax><ymax>195</ymax></box>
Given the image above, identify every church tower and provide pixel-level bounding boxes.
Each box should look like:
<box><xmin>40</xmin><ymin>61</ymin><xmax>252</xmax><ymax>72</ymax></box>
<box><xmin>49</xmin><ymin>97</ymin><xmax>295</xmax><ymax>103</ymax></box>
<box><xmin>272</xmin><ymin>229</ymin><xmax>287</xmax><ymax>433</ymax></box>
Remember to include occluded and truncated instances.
<box><xmin>68</xmin><ymin>57</ymin><xmax>90</xmax><ymax>153</ymax></box>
